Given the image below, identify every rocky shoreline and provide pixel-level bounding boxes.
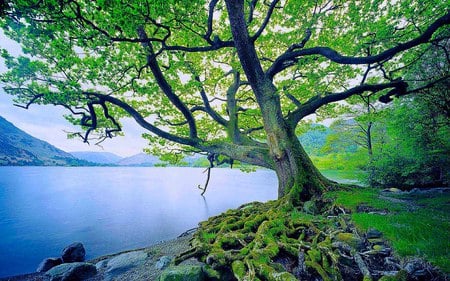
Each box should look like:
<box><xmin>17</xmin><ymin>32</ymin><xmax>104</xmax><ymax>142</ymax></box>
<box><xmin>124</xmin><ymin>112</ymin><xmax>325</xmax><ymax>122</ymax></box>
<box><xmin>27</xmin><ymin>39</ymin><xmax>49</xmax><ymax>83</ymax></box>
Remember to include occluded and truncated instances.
<box><xmin>0</xmin><ymin>232</ymin><xmax>198</xmax><ymax>281</ymax></box>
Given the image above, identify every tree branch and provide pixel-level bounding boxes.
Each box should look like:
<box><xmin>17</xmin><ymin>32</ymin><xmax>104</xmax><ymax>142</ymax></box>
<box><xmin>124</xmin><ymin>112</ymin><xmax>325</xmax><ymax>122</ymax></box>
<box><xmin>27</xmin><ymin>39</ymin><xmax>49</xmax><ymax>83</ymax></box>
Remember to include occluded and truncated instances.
<box><xmin>137</xmin><ymin>25</ymin><xmax>198</xmax><ymax>139</ymax></box>
<box><xmin>380</xmin><ymin>75</ymin><xmax>450</xmax><ymax>102</ymax></box>
<box><xmin>288</xmin><ymin>80</ymin><xmax>408</xmax><ymax>125</ymax></box>
<box><xmin>251</xmin><ymin>0</ymin><xmax>280</xmax><ymax>42</ymax></box>
<box><xmin>267</xmin><ymin>11</ymin><xmax>450</xmax><ymax>78</ymax></box>
<box><xmin>85</xmin><ymin>92</ymin><xmax>199</xmax><ymax>146</ymax></box>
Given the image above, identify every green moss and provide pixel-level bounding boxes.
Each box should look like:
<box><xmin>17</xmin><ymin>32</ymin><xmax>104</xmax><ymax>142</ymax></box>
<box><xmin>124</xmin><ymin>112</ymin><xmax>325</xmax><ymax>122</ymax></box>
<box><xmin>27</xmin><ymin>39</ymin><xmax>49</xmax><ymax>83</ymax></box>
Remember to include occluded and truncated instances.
<box><xmin>307</xmin><ymin>249</ymin><xmax>322</xmax><ymax>263</ymax></box>
<box><xmin>201</xmin><ymin>232</ymin><xmax>216</xmax><ymax>243</ymax></box>
<box><xmin>305</xmin><ymin>261</ymin><xmax>331</xmax><ymax>281</ymax></box>
<box><xmin>335</xmin><ymin>233</ymin><xmax>363</xmax><ymax>250</ymax></box>
<box><xmin>231</xmin><ymin>260</ymin><xmax>246</xmax><ymax>280</ymax></box>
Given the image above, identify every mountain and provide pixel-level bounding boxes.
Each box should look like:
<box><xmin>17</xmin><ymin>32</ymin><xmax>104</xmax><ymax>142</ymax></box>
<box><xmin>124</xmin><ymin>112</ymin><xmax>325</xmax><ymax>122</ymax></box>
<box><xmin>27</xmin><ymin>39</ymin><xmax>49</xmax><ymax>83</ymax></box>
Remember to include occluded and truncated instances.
<box><xmin>71</xmin><ymin>151</ymin><xmax>123</xmax><ymax>164</ymax></box>
<box><xmin>0</xmin><ymin>116</ymin><xmax>89</xmax><ymax>166</ymax></box>
<box><xmin>116</xmin><ymin>153</ymin><xmax>161</xmax><ymax>166</ymax></box>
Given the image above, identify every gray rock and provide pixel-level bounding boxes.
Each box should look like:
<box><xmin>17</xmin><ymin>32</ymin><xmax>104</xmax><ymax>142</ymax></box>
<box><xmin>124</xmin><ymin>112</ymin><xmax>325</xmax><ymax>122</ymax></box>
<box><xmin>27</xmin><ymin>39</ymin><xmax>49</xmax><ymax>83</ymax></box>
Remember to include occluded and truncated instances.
<box><xmin>36</xmin><ymin>257</ymin><xmax>62</xmax><ymax>272</ymax></box>
<box><xmin>159</xmin><ymin>265</ymin><xmax>205</xmax><ymax>281</ymax></box>
<box><xmin>61</xmin><ymin>242</ymin><xmax>85</xmax><ymax>263</ymax></box>
<box><xmin>105</xmin><ymin>250</ymin><xmax>148</xmax><ymax>276</ymax></box>
<box><xmin>404</xmin><ymin>260</ymin><xmax>422</xmax><ymax>274</ymax></box>
<box><xmin>155</xmin><ymin>256</ymin><xmax>172</xmax><ymax>270</ymax></box>
<box><xmin>46</xmin><ymin>262</ymin><xmax>97</xmax><ymax>281</ymax></box>
<box><xmin>95</xmin><ymin>259</ymin><xmax>108</xmax><ymax>271</ymax></box>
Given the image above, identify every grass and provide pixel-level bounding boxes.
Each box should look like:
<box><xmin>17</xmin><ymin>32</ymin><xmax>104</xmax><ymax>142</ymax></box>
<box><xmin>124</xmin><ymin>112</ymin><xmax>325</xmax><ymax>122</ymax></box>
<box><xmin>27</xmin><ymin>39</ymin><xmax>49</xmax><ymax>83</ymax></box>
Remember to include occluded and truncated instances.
<box><xmin>326</xmin><ymin>187</ymin><xmax>450</xmax><ymax>273</ymax></box>
<box><xmin>320</xmin><ymin>169</ymin><xmax>366</xmax><ymax>185</ymax></box>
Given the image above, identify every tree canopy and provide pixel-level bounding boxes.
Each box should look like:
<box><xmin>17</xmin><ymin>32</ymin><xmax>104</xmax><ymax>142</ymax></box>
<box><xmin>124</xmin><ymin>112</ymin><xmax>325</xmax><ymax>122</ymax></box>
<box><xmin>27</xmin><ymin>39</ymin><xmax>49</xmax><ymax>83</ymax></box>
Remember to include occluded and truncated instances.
<box><xmin>1</xmin><ymin>0</ymin><xmax>449</xmax><ymax>200</ymax></box>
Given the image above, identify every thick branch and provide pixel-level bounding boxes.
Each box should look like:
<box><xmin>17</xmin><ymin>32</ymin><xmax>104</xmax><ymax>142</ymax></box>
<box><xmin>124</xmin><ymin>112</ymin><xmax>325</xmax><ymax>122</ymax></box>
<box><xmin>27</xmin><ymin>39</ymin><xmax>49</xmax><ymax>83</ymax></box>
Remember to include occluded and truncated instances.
<box><xmin>191</xmin><ymin>73</ymin><xmax>228</xmax><ymax>127</ymax></box>
<box><xmin>251</xmin><ymin>0</ymin><xmax>280</xmax><ymax>42</ymax></box>
<box><xmin>137</xmin><ymin>26</ymin><xmax>198</xmax><ymax>139</ymax></box>
<box><xmin>85</xmin><ymin>92</ymin><xmax>198</xmax><ymax>146</ymax></box>
<box><xmin>380</xmin><ymin>75</ymin><xmax>450</xmax><ymax>102</ymax></box>
<box><xmin>226</xmin><ymin>70</ymin><xmax>242</xmax><ymax>143</ymax></box>
<box><xmin>225</xmin><ymin>0</ymin><xmax>272</xmax><ymax>95</ymax></box>
<box><xmin>204</xmin><ymin>0</ymin><xmax>219</xmax><ymax>42</ymax></box>
<box><xmin>288</xmin><ymin>80</ymin><xmax>408</xmax><ymax>125</ymax></box>
<box><xmin>267</xmin><ymin>11</ymin><xmax>450</xmax><ymax>78</ymax></box>
<box><xmin>199</xmin><ymin>141</ymin><xmax>272</xmax><ymax>169</ymax></box>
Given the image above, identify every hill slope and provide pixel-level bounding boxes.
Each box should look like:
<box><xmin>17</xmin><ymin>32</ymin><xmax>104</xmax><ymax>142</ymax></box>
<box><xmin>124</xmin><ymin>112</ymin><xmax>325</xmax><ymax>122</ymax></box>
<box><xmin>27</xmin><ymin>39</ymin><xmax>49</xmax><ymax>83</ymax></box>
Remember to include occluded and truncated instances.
<box><xmin>0</xmin><ymin>116</ymin><xmax>87</xmax><ymax>166</ymax></box>
<box><xmin>70</xmin><ymin>151</ymin><xmax>123</xmax><ymax>164</ymax></box>
<box><xmin>117</xmin><ymin>153</ymin><xmax>161</xmax><ymax>166</ymax></box>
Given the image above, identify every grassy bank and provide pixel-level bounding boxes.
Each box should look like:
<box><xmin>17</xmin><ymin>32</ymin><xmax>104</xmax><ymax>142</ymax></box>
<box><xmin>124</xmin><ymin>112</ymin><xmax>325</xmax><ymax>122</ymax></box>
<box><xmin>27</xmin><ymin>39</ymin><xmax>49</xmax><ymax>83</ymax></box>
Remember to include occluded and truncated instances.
<box><xmin>325</xmin><ymin>188</ymin><xmax>450</xmax><ymax>273</ymax></box>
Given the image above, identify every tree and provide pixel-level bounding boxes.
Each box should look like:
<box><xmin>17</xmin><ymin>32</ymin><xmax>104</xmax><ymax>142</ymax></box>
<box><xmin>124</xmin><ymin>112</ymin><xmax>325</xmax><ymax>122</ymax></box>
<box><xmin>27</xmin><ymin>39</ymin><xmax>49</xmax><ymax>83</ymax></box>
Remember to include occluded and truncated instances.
<box><xmin>368</xmin><ymin>36</ymin><xmax>450</xmax><ymax>188</ymax></box>
<box><xmin>1</xmin><ymin>0</ymin><xmax>449</xmax><ymax>203</ymax></box>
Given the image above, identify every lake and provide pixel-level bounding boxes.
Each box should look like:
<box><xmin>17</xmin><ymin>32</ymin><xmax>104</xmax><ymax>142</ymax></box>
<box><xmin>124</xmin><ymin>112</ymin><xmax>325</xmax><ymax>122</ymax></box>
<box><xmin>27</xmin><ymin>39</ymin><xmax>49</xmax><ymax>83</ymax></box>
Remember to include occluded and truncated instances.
<box><xmin>0</xmin><ymin>167</ymin><xmax>278</xmax><ymax>277</ymax></box>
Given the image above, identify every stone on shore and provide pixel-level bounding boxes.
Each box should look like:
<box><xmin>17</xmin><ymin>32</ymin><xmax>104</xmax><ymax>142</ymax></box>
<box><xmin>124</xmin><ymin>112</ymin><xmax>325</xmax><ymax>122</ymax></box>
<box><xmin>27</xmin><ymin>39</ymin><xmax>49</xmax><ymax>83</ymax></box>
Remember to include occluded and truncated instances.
<box><xmin>45</xmin><ymin>262</ymin><xmax>97</xmax><ymax>281</ymax></box>
<box><xmin>155</xmin><ymin>256</ymin><xmax>172</xmax><ymax>270</ymax></box>
<box><xmin>104</xmin><ymin>250</ymin><xmax>148</xmax><ymax>277</ymax></box>
<box><xmin>159</xmin><ymin>265</ymin><xmax>205</xmax><ymax>281</ymax></box>
<box><xmin>61</xmin><ymin>242</ymin><xmax>86</xmax><ymax>263</ymax></box>
<box><xmin>36</xmin><ymin>257</ymin><xmax>63</xmax><ymax>272</ymax></box>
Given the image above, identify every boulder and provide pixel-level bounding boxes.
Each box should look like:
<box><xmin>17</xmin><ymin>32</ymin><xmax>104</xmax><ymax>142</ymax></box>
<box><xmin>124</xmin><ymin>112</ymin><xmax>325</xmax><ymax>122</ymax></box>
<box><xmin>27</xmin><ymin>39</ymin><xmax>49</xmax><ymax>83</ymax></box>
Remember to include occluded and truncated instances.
<box><xmin>36</xmin><ymin>257</ymin><xmax>63</xmax><ymax>272</ymax></box>
<box><xmin>61</xmin><ymin>242</ymin><xmax>85</xmax><ymax>263</ymax></box>
<box><xmin>45</xmin><ymin>262</ymin><xmax>97</xmax><ymax>281</ymax></box>
<box><xmin>105</xmin><ymin>250</ymin><xmax>148</xmax><ymax>277</ymax></box>
<box><xmin>159</xmin><ymin>265</ymin><xmax>205</xmax><ymax>281</ymax></box>
<box><xmin>335</xmin><ymin>232</ymin><xmax>364</xmax><ymax>250</ymax></box>
<box><xmin>367</xmin><ymin>228</ymin><xmax>383</xmax><ymax>239</ymax></box>
<box><xmin>156</xmin><ymin>256</ymin><xmax>172</xmax><ymax>270</ymax></box>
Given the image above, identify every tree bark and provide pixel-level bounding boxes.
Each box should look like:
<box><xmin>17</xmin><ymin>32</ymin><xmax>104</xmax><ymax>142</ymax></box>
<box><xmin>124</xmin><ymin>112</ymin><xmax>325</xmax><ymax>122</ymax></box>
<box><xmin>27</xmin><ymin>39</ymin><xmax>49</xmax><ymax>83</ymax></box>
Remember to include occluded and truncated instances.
<box><xmin>225</xmin><ymin>0</ymin><xmax>332</xmax><ymax>203</ymax></box>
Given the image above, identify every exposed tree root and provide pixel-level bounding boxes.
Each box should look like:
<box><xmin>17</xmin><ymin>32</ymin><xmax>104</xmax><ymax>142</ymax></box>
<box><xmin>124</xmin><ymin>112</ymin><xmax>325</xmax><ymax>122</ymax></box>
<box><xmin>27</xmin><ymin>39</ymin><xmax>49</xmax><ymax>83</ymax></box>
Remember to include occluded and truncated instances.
<box><xmin>175</xmin><ymin>197</ymin><xmax>445</xmax><ymax>281</ymax></box>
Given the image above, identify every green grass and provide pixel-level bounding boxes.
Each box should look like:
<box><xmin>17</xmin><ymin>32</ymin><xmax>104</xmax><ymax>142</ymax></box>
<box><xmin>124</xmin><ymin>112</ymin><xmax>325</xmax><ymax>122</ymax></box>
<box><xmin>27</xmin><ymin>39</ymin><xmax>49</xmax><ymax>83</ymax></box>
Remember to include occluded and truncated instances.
<box><xmin>320</xmin><ymin>169</ymin><xmax>366</xmax><ymax>185</ymax></box>
<box><xmin>326</xmin><ymin>188</ymin><xmax>450</xmax><ymax>273</ymax></box>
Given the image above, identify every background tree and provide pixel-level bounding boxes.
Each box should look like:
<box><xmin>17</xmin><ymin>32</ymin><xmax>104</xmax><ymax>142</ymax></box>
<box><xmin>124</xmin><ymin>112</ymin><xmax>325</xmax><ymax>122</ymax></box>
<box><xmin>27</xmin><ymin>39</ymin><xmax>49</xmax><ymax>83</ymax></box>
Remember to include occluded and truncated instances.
<box><xmin>368</xmin><ymin>37</ymin><xmax>450</xmax><ymax>188</ymax></box>
<box><xmin>1</xmin><ymin>0</ymin><xmax>449</xmax><ymax>203</ymax></box>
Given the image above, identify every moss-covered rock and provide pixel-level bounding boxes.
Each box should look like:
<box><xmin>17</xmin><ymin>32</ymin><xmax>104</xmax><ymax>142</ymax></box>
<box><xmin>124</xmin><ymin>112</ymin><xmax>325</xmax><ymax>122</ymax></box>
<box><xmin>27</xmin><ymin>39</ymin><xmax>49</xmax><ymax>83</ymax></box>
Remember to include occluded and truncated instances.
<box><xmin>335</xmin><ymin>232</ymin><xmax>364</xmax><ymax>250</ymax></box>
<box><xmin>158</xmin><ymin>265</ymin><xmax>205</xmax><ymax>281</ymax></box>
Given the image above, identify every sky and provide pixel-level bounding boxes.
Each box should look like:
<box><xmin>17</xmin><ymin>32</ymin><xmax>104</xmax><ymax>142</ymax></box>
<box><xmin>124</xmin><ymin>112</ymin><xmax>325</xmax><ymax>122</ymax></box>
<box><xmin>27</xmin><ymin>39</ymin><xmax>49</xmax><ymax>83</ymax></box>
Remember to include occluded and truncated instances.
<box><xmin>0</xmin><ymin>31</ymin><xmax>147</xmax><ymax>157</ymax></box>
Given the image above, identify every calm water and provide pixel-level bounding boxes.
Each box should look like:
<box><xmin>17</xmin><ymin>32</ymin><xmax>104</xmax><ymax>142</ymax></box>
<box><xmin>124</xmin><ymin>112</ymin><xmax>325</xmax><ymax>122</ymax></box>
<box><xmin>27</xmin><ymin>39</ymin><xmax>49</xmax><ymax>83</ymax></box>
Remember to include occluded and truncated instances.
<box><xmin>0</xmin><ymin>167</ymin><xmax>277</xmax><ymax>277</ymax></box>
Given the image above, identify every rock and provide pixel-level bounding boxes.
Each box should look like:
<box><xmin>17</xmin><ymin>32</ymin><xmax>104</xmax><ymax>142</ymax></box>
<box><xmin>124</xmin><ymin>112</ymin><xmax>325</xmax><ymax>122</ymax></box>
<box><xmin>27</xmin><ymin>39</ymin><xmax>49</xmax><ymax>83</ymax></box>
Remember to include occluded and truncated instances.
<box><xmin>105</xmin><ymin>250</ymin><xmax>148</xmax><ymax>276</ymax></box>
<box><xmin>36</xmin><ymin>257</ymin><xmax>62</xmax><ymax>272</ymax></box>
<box><xmin>368</xmin><ymin>238</ymin><xmax>384</xmax><ymax>245</ymax></box>
<box><xmin>303</xmin><ymin>200</ymin><xmax>318</xmax><ymax>215</ymax></box>
<box><xmin>382</xmin><ymin>188</ymin><xmax>403</xmax><ymax>193</ymax></box>
<box><xmin>61</xmin><ymin>242</ymin><xmax>86</xmax><ymax>263</ymax></box>
<box><xmin>404</xmin><ymin>259</ymin><xmax>422</xmax><ymax>274</ymax></box>
<box><xmin>335</xmin><ymin>232</ymin><xmax>364</xmax><ymax>250</ymax></box>
<box><xmin>367</xmin><ymin>228</ymin><xmax>383</xmax><ymax>239</ymax></box>
<box><xmin>45</xmin><ymin>262</ymin><xmax>97</xmax><ymax>281</ymax></box>
<box><xmin>159</xmin><ymin>265</ymin><xmax>205</xmax><ymax>281</ymax></box>
<box><xmin>95</xmin><ymin>259</ymin><xmax>108</xmax><ymax>271</ymax></box>
<box><xmin>156</xmin><ymin>256</ymin><xmax>172</xmax><ymax>270</ymax></box>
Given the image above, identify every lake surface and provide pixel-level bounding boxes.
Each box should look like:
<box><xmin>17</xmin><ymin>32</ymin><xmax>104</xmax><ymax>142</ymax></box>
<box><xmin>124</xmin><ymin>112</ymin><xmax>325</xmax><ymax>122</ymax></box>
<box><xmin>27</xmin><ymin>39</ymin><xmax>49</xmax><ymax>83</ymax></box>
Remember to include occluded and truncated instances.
<box><xmin>0</xmin><ymin>167</ymin><xmax>278</xmax><ymax>277</ymax></box>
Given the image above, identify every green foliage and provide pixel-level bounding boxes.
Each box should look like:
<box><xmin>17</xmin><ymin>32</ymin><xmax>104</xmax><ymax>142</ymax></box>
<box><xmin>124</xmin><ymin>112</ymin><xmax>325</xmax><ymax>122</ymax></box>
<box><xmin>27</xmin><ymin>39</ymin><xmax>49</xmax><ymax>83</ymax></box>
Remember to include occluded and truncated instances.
<box><xmin>368</xmin><ymin>97</ymin><xmax>450</xmax><ymax>188</ymax></box>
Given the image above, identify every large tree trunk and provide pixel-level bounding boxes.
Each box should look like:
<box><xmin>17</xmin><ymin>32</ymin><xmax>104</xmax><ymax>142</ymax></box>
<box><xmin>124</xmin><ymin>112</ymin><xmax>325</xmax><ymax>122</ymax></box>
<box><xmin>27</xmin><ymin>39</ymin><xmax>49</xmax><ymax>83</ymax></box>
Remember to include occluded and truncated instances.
<box><xmin>261</xmin><ymin>93</ymin><xmax>332</xmax><ymax>204</ymax></box>
<box><xmin>225</xmin><ymin>0</ymin><xmax>332</xmax><ymax>204</ymax></box>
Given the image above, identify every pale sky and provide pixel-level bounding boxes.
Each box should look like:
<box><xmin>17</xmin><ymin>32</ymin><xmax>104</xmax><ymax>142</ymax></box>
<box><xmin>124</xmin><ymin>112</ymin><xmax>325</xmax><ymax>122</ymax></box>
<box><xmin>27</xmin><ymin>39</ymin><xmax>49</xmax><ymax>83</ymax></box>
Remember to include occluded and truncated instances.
<box><xmin>0</xmin><ymin>31</ymin><xmax>147</xmax><ymax>157</ymax></box>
